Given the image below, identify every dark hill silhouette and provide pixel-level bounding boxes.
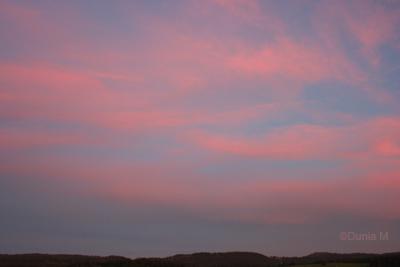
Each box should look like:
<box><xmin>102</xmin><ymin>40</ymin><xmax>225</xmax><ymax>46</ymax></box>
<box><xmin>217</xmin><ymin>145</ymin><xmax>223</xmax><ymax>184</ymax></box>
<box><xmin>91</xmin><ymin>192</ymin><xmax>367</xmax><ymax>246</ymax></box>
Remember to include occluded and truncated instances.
<box><xmin>0</xmin><ymin>251</ymin><xmax>400</xmax><ymax>267</ymax></box>
<box><xmin>167</xmin><ymin>252</ymin><xmax>275</xmax><ymax>267</ymax></box>
<box><xmin>300</xmin><ymin>252</ymin><xmax>378</xmax><ymax>264</ymax></box>
<box><xmin>305</xmin><ymin>251</ymin><xmax>377</xmax><ymax>260</ymax></box>
<box><xmin>0</xmin><ymin>254</ymin><xmax>132</xmax><ymax>267</ymax></box>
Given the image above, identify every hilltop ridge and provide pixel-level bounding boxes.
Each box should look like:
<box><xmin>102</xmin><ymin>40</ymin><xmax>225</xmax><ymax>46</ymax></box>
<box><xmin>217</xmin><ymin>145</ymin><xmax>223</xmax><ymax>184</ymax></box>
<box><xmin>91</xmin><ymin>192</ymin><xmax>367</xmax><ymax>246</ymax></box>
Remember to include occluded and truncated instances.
<box><xmin>1</xmin><ymin>251</ymin><xmax>400</xmax><ymax>267</ymax></box>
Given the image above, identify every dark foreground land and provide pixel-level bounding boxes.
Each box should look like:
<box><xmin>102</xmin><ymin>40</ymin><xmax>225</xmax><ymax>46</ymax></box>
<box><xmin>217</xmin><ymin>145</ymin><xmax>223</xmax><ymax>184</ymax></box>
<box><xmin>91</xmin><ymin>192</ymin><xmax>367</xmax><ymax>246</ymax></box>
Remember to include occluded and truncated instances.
<box><xmin>0</xmin><ymin>251</ymin><xmax>399</xmax><ymax>267</ymax></box>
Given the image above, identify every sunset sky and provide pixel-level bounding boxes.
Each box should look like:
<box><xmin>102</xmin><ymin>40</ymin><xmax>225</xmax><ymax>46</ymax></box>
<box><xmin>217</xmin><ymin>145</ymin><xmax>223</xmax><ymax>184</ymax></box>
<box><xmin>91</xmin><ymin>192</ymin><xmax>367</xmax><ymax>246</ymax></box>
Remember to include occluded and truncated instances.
<box><xmin>0</xmin><ymin>0</ymin><xmax>400</xmax><ymax>257</ymax></box>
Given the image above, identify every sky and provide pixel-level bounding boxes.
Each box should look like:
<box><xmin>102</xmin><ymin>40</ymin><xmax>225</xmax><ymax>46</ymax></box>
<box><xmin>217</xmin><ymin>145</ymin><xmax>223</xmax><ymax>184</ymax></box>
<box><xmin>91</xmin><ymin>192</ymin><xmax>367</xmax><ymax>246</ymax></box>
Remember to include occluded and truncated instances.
<box><xmin>0</xmin><ymin>0</ymin><xmax>400</xmax><ymax>258</ymax></box>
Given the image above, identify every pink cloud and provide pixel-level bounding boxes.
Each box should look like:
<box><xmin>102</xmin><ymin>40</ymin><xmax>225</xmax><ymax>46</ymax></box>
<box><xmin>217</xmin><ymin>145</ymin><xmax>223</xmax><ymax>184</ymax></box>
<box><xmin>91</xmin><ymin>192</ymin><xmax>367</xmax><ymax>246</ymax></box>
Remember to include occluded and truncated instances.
<box><xmin>315</xmin><ymin>0</ymin><xmax>400</xmax><ymax>67</ymax></box>
<box><xmin>0</xmin><ymin>63</ymin><xmax>177</xmax><ymax>131</ymax></box>
<box><xmin>345</xmin><ymin>2</ymin><xmax>399</xmax><ymax>67</ymax></box>
<box><xmin>227</xmin><ymin>37</ymin><xmax>365</xmax><ymax>85</ymax></box>
<box><xmin>374</xmin><ymin>140</ymin><xmax>400</xmax><ymax>157</ymax></box>
<box><xmin>214</xmin><ymin>0</ymin><xmax>263</xmax><ymax>23</ymax></box>
<box><xmin>189</xmin><ymin>116</ymin><xmax>400</xmax><ymax>161</ymax></box>
<box><xmin>0</xmin><ymin>1</ymin><xmax>40</xmax><ymax>28</ymax></box>
<box><xmin>0</xmin><ymin>128</ymin><xmax>98</xmax><ymax>150</ymax></box>
<box><xmin>0</xmin><ymin>57</ymin><xmax>299</xmax><ymax>133</ymax></box>
<box><xmin>188</xmin><ymin>124</ymin><xmax>341</xmax><ymax>160</ymax></box>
